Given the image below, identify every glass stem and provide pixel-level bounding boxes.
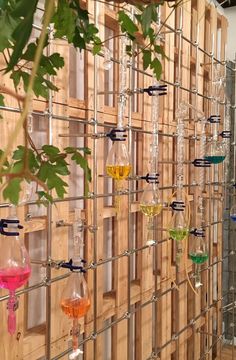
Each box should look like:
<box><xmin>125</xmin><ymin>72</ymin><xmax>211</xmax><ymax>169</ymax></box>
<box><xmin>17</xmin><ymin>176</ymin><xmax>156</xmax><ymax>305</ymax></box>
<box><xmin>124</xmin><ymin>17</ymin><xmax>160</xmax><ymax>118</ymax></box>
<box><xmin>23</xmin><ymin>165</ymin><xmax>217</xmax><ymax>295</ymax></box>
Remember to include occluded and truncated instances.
<box><xmin>115</xmin><ymin>180</ymin><xmax>122</xmax><ymax>214</ymax></box>
<box><xmin>7</xmin><ymin>290</ymin><xmax>17</xmax><ymax>335</ymax></box>
<box><xmin>72</xmin><ymin>319</ymin><xmax>80</xmax><ymax>354</ymax></box>
<box><xmin>195</xmin><ymin>264</ymin><xmax>201</xmax><ymax>287</ymax></box>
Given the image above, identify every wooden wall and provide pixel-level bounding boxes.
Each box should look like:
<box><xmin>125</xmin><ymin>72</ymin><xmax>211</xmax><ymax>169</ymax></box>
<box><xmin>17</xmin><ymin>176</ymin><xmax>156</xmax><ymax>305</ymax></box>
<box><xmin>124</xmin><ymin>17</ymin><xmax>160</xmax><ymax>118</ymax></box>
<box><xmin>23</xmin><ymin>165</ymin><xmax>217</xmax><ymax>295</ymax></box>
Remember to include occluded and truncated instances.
<box><xmin>0</xmin><ymin>1</ymin><xmax>230</xmax><ymax>359</ymax></box>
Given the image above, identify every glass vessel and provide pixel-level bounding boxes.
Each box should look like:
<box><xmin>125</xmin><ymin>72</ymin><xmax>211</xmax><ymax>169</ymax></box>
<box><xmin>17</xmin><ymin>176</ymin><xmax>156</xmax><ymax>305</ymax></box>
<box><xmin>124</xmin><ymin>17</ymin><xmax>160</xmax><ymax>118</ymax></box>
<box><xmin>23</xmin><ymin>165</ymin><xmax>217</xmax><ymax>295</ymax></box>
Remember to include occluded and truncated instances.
<box><xmin>0</xmin><ymin>210</ymin><xmax>31</xmax><ymax>334</ymax></box>
<box><xmin>168</xmin><ymin>211</ymin><xmax>189</xmax><ymax>262</ymax></box>
<box><xmin>230</xmin><ymin>204</ymin><xmax>236</xmax><ymax>222</ymax></box>
<box><xmin>204</xmin><ymin>140</ymin><xmax>226</xmax><ymax>164</ymax></box>
<box><xmin>189</xmin><ymin>235</ymin><xmax>208</xmax><ymax>288</ymax></box>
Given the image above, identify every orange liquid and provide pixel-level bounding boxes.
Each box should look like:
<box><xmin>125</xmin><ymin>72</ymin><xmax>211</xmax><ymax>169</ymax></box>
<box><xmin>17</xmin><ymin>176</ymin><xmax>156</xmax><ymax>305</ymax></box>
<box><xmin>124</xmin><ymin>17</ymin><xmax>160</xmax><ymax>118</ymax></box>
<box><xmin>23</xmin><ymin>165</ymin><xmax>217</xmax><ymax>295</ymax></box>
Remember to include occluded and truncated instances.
<box><xmin>61</xmin><ymin>297</ymin><xmax>91</xmax><ymax>319</ymax></box>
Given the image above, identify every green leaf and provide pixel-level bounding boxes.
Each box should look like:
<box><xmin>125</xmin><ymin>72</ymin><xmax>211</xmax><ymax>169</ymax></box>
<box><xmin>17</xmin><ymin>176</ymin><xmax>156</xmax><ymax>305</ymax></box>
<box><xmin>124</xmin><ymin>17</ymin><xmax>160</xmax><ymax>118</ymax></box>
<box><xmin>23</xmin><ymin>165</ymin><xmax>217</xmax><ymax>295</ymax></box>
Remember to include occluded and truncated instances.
<box><xmin>118</xmin><ymin>11</ymin><xmax>138</xmax><ymax>36</ymax></box>
<box><xmin>42</xmin><ymin>145</ymin><xmax>60</xmax><ymax>156</ymax></box>
<box><xmin>36</xmin><ymin>190</ymin><xmax>53</xmax><ymax>204</ymax></box>
<box><xmin>142</xmin><ymin>50</ymin><xmax>152</xmax><ymax>71</ymax></box>
<box><xmin>43</xmin><ymin>79</ymin><xmax>59</xmax><ymax>92</ymax></box>
<box><xmin>49</xmin><ymin>53</ymin><xmax>65</xmax><ymax>69</ymax></box>
<box><xmin>7</xmin><ymin>0</ymin><xmax>38</xmax><ymax>71</ymax></box>
<box><xmin>0</xmin><ymin>94</ymin><xmax>5</xmax><ymax>106</ymax></box>
<box><xmin>154</xmin><ymin>44</ymin><xmax>166</xmax><ymax>59</ymax></box>
<box><xmin>0</xmin><ymin>11</ymin><xmax>18</xmax><ymax>52</ymax></box>
<box><xmin>141</xmin><ymin>5</ymin><xmax>153</xmax><ymax>36</ymax></box>
<box><xmin>53</xmin><ymin>0</ymin><xmax>76</xmax><ymax>42</ymax></box>
<box><xmin>12</xmin><ymin>145</ymin><xmax>24</xmax><ymax>160</ymax></box>
<box><xmin>3</xmin><ymin>178</ymin><xmax>22</xmax><ymax>205</ymax></box>
<box><xmin>92</xmin><ymin>42</ymin><xmax>102</xmax><ymax>55</ymax></box>
<box><xmin>150</xmin><ymin>57</ymin><xmax>162</xmax><ymax>80</ymax></box>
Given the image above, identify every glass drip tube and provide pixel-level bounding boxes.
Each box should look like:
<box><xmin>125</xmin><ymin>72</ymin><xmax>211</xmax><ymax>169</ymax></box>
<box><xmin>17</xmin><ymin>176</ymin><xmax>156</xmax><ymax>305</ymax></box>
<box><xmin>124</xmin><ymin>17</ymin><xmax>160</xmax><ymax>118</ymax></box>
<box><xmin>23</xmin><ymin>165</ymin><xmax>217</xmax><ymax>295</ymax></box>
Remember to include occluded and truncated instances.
<box><xmin>106</xmin><ymin>36</ymin><xmax>131</xmax><ymax>212</ymax></box>
<box><xmin>140</xmin><ymin>84</ymin><xmax>162</xmax><ymax>245</ymax></box>
<box><xmin>168</xmin><ymin>103</ymin><xmax>189</xmax><ymax>262</ymax></box>
<box><xmin>60</xmin><ymin>210</ymin><xmax>90</xmax><ymax>359</ymax></box>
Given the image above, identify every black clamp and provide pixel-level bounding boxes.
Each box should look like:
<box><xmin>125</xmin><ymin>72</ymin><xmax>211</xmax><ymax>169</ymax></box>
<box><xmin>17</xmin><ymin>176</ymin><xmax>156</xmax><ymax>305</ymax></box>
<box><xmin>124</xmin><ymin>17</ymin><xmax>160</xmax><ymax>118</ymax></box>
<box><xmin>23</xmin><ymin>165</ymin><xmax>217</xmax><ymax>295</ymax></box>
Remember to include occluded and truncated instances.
<box><xmin>141</xmin><ymin>173</ymin><xmax>159</xmax><ymax>184</ymax></box>
<box><xmin>141</xmin><ymin>84</ymin><xmax>167</xmax><ymax>96</ymax></box>
<box><xmin>207</xmin><ymin>115</ymin><xmax>221</xmax><ymax>124</ymax></box>
<box><xmin>60</xmin><ymin>258</ymin><xmax>86</xmax><ymax>273</ymax></box>
<box><xmin>170</xmin><ymin>201</ymin><xmax>185</xmax><ymax>211</ymax></box>
<box><xmin>106</xmin><ymin>128</ymin><xmax>127</xmax><ymax>141</ymax></box>
<box><xmin>219</xmin><ymin>131</ymin><xmax>231</xmax><ymax>139</ymax></box>
<box><xmin>190</xmin><ymin>228</ymin><xmax>205</xmax><ymax>237</ymax></box>
<box><xmin>192</xmin><ymin>159</ymin><xmax>211</xmax><ymax>168</ymax></box>
<box><xmin>0</xmin><ymin>219</ymin><xmax>23</xmax><ymax>236</ymax></box>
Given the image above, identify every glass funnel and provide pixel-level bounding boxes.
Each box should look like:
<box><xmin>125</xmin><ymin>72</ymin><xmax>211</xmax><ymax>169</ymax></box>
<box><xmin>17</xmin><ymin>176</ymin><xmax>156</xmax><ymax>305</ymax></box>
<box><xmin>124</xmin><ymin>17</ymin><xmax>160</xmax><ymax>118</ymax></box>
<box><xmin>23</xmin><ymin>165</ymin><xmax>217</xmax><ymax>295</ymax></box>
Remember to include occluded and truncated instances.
<box><xmin>230</xmin><ymin>204</ymin><xmax>236</xmax><ymax>222</ymax></box>
<box><xmin>204</xmin><ymin>139</ymin><xmax>225</xmax><ymax>164</ymax></box>
<box><xmin>61</xmin><ymin>271</ymin><xmax>90</xmax><ymax>359</ymax></box>
<box><xmin>140</xmin><ymin>182</ymin><xmax>162</xmax><ymax>245</ymax></box>
<box><xmin>0</xmin><ymin>209</ymin><xmax>31</xmax><ymax>335</ymax></box>
<box><xmin>168</xmin><ymin>211</ymin><xmax>189</xmax><ymax>263</ymax></box>
<box><xmin>189</xmin><ymin>235</ymin><xmax>208</xmax><ymax>288</ymax></box>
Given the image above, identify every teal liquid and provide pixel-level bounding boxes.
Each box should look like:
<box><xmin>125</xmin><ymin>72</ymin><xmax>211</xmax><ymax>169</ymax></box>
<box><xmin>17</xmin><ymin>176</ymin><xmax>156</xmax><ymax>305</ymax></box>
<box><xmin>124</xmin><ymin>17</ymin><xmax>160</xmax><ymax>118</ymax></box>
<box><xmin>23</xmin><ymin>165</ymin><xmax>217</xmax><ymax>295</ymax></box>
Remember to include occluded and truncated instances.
<box><xmin>204</xmin><ymin>155</ymin><xmax>225</xmax><ymax>164</ymax></box>
<box><xmin>189</xmin><ymin>252</ymin><xmax>208</xmax><ymax>264</ymax></box>
<box><xmin>230</xmin><ymin>214</ymin><xmax>236</xmax><ymax>222</ymax></box>
<box><xmin>169</xmin><ymin>228</ymin><xmax>189</xmax><ymax>242</ymax></box>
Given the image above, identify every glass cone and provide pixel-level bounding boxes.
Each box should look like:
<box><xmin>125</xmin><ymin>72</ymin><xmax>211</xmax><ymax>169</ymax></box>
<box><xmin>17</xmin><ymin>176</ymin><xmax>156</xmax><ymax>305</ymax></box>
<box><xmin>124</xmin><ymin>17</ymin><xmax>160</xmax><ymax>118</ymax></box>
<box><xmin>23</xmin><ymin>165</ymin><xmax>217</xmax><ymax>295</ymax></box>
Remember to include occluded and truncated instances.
<box><xmin>230</xmin><ymin>204</ymin><xmax>236</xmax><ymax>222</ymax></box>
<box><xmin>204</xmin><ymin>140</ymin><xmax>226</xmax><ymax>164</ymax></box>
<box><xmin>0</xmin><ymin>213</ymin><xmax>31</xmax><ymax>335</ymax></box>
<box><xmin>106</xmin><ymin>141</ymin><xmax>131</xmax><ymax>181</ymax></box>
<box><xmin>168</xmin><ymin>211</ymin><xmax>189</xmax><ymax>242</ymax></box>
<box><xmin>61</xmin><ymin>271</ymin><xmax>90</xmax><ymax>360</ymax></box>
<box><xmin>140</xmin><ymin>183</ymin><xmax>162</xmax><ymax>218</ymax></box>
<box><xmin>189</xmin><ymin>235</ymin><xmax>208</xmax><ymax>288</ymax></box>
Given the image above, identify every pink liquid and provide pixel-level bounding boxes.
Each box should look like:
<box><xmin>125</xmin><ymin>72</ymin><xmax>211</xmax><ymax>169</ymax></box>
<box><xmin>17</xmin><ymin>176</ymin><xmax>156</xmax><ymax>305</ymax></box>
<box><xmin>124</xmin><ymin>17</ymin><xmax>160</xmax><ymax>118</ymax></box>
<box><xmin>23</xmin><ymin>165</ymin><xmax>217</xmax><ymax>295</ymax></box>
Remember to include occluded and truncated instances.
<box><xmin>0</xmin><ymin>267</ymin><xmax>31</xmax><ymax>291</ymax></box>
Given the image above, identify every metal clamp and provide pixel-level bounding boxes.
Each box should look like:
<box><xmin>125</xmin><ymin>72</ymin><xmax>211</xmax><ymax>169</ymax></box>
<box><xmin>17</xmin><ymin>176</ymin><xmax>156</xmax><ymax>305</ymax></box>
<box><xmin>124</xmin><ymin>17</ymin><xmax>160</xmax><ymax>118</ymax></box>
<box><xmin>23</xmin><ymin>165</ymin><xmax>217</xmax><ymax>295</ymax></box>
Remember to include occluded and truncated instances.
<box><xmin>140</xmin><ymin>84</ymin><xmax>167</xmax><ymax>96</ymax></box>
<box><xmin>170</xmin><ymin>201</ymin><xmax>185</xmax><ymax>211</ymax></box>
<box><xmin>219</xmin><ymin>131</ymin><xmax>231</xmax><ymax>139</ymax></box>
<box><xmin>190</xmin><ymin>228</ymin><xmax>205</xmax><ymax>237</ymax></box>
<box><xmin>106</xmin><ymin>128</ymin><xmax>127</xmax><ymax>141</ymax></box>
<box><xmin>0</xmin><ymin>219</ymin><xmax>23</xmax><ymax>236</ymax></box>
<box><xmin>207</xmin><ymin>115</ymin><xmax>221</xmax><ymax>124</ymax></box>
<box><xmin>192</xmin><ymin>159</ymin><xmax>211</xmax><ymax>168</ymax></box>
<box><xmin>58</xmin><ymin>258</ymin><xmax>86</xmax><ymax>273</ymax></box>
<box><xmin>141</xmin><ymin>173</ymin><xmax>159</xmax><ymax>184</ymax></box>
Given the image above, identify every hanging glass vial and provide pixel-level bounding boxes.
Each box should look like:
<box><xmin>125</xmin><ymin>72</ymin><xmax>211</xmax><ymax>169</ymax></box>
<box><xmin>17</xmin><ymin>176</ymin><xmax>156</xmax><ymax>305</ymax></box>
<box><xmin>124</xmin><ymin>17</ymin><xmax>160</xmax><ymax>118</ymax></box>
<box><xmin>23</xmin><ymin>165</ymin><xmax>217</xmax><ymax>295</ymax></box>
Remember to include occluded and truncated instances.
<box><xmin>189</xmin><ymin>234</ymin><xmax>208</xmax><ymax>288</ymax></box>
<box><xmin>60</xmin><ymin>210</ymin><xmax>90</xmax><ymax>359</ymax></box>
<box><xmin>204</xmin><ymin>138</ymin><xmax>226</xmax><ymax>164</ymax></box>
<box><xmin>0</xmin><ymin>207</ymin><xmax>31</xmax><ymax>335</ymax></box>
<box><xmin>230</xmin><ymin>204</ymin><xmax>236</xmax><ymax>222</ymax></box>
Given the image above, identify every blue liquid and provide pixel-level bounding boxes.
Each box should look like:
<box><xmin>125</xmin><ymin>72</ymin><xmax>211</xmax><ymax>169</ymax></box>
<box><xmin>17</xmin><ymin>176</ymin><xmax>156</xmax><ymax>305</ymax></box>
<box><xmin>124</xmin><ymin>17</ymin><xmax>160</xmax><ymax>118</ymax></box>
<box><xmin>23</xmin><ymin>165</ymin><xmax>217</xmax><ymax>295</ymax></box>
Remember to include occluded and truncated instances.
<box><xmin>204</xmin><ymin>156</ymin><xmax>225</xmax><ymax>164</ymax></box>
<box><xmin>230</xmin><ymin>214</ymin><xmax>236</xmax><ymax>222</ymax></box>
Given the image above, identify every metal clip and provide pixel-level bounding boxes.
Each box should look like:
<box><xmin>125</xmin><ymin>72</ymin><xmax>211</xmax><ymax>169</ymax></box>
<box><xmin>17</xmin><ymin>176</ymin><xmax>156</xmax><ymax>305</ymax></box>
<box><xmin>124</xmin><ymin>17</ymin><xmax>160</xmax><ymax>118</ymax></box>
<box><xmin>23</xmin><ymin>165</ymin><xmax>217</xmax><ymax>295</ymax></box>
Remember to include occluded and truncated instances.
<box><xmin>59</xmin><ymin>259</ymin><xmax>86</xmax><ymax>273</ymax></box>
<box><xmin>190</xmin><ymin>228</ymin><xmax>205</xmax><ymax>237</ymax></box>
<box><xmin>141</xmin><ymin>84</ymin><xmax>167</xmax><ymax>96</ymax></box>
<box><xmin>207</xmin><ymin>115</ymin><xmax>221</xmax><ymax>124</ymax></box>
<box><xmin>106</xmin><ymin>128</ymin><xmax>127</xmax><ymax>142</ymax></box>
<box><xmin>141</xmin><ymin>173</ymin><xmax>159</xmax><ymax>184</ymax></box>
<box><xmin>170</xmin><ymin>201</ymin><xmax>185</xmax><ymax>211</ymax></box>
<box><xmin>219</xmin><ymin>131</ymin><xmax>231</xmax><ymax>139</ymax></box>
<box><xmin>0</xmin><ymin>219</ymin><xmax>23</xmax><ymax>236</ymax></box>
<box><xmin>192</xmin><ymin>159</ymin><xmax>211</xmax><ymax>168</ymax></box>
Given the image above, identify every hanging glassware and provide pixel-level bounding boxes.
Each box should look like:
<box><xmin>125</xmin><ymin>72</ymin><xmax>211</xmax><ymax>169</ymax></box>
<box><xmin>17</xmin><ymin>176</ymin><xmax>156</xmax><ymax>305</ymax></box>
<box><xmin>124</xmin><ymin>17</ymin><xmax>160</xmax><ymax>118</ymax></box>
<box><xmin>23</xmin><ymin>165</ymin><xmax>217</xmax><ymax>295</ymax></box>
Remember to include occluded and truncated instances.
<box><xmin>0</xmin><ymin>206</ymin><xmax>31</xmax><ymax>335</ymax></box>
<box><xmin>204</xmin><ymin>138</ymin><xmax>225</xmax><ymax>164</ymax></box>
<box><xmin>106</xmin><ymin>36</ymin><xmax>131</xmax><ymax>211</ymax></box>
<box><xmin>103</xmin><ymin>47</ymin><xmax>112</xmax><ymax>70</ymax></box>
<box><xmin>189</xmin><ymin>235</ymin><xmax>208</xmax><ymax>288</ymax></box>
<box><xmin>60</xmin><ymin>210</ymin><xmax>90</xmax><ymax>360</ymax></box>
<box><xmin>230</xmin><ymin>204</ymin><xmax>236</xmax><ymax>222</ymax></box>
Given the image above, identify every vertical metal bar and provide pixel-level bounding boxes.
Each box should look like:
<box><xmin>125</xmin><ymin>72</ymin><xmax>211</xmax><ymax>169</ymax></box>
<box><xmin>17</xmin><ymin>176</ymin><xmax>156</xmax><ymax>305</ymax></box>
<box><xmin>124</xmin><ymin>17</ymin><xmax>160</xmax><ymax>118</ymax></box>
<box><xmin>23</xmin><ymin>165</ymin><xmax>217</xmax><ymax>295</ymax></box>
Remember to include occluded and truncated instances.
<box><xmin>93</xmin><ymin>1</ymin><xmax>99</xmax><ymax>358</ymax></box>
<box><xmin>45</xmin><ymin>24</ymin><xmax>54</xmax><ymax>360</ymax></box>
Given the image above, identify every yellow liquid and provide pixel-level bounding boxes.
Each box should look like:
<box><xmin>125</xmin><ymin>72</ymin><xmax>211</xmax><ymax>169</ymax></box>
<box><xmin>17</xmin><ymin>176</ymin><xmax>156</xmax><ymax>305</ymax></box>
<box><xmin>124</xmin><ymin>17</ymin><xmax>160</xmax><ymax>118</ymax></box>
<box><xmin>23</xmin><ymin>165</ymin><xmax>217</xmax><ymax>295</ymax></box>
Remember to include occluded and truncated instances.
<box><xmin>106</xmin><ymin>165</ymin><xmax>131</xmax><ymax>180</ymax></box>
<box><xmin>140</xmin><ymin>204</ymin><xmax>162</xmax><ymax>217</ymax></box>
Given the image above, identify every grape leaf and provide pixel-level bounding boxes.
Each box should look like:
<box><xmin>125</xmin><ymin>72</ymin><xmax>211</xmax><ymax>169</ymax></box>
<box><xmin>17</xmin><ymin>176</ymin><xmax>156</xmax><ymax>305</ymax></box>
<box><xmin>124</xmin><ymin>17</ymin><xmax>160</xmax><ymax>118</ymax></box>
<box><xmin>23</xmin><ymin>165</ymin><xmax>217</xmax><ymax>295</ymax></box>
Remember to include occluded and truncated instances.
<box><xmin>3</xmin><ymin>178</ymin><xmax>22</xmax><ymax>205</ymax></box>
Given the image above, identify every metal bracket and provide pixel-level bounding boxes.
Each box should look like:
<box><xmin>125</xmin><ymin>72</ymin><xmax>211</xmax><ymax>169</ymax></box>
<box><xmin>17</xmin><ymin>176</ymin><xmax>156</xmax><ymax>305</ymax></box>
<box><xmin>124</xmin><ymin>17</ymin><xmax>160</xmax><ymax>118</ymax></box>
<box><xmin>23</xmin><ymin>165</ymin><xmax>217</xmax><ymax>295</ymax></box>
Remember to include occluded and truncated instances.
<box><xmin>170</xmin><ymin>201</ymin><xmax>185</xmax><ymax>211</ymax></box>
<box><xmin>190</xmin><ymin>228</ymin><xmax>205</xmax><ymax>237</ymax></box>
<box><xmin>192</xmin><ymin>158</ymin><xmax>211</xmax><ymax>168</ymax></box>
<box><xmin>0</xmin><ymin>219</ymin><xmax>23</xmax><ymax>236</ymax></box>
<box><xmin>141</xmin><ymin>173</ymin><xmax>159</xmax><ymax>184</ymax></box>
<box><xmin>219</xmin><ymin>131</ymin><xmax>231</xmax><ymax>139</ymax></box>
<box><xmin>207</xmin><ymin>115</ymin><xmax>221</xmax><ymax>124</ymax></box>
<box><xmin>58</xmin><ymin>258</ymin><xmax>86</xmax><ymax>273</ymax></box>
<box><xmin>106</xmin><ymin>127</ymin><xmax>127</xmax><ymax>141</ymax></box>
<box><xmin>140</xmin><ymin>84</ymin><xmax>167</xmax><ymax>96</ymax></box>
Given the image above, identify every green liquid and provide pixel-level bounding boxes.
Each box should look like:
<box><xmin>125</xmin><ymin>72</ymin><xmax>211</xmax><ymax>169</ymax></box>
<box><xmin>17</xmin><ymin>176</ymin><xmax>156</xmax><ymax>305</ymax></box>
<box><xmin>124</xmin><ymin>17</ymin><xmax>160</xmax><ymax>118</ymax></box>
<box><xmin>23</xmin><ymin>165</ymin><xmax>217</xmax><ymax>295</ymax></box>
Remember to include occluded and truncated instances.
<box><xmin>189</xmin><ymin>252</ymin><xmax>208</xmax><ymax>264</ymax></box>
<box><xmin>204</xmin><ymin>156</ymin><xmax>225</xmax><ymax>164</ymax></box>
<box><xmin>169</xmin><ymin>228</ymin><xmax>189</xmax><ymax>242</ymax></box>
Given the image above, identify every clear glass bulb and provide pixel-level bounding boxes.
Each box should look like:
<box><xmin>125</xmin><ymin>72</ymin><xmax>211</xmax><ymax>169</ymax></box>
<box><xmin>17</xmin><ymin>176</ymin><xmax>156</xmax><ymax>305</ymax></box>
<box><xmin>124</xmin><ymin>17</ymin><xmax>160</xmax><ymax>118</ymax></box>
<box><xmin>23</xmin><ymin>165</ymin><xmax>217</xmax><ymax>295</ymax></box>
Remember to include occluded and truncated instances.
<box><xmin>168</xmin><ymin>211</ymin><xmax>189</xmax><ymax>242</ymax></box>
<box><xmin>140</xmin><ymin>183</ymin><xmax>162</xmax><ymax>218</ymax></box>
<box><xmin>204</xmin><ymin>140</ymin><xmax>226</xmax><ymax>164</ymax></box>
<box><xmin>189</xmin><ymin>236</ymin><xmax>208</xmax><ymax>288</ymax></box>
<box><xmin>0</xmin><ymin>213</ymin><xmax>31</xmax><ymax>335</ymax></box>
<box><xmin>230</xmin><ymin>204</ymin><xmax>236</xmax><ymax>222</ymax></box>
<box><xmin>61</xmin><ymin>271</ymin><xmax>90</xmax><ymax>359</ymax></box>
<box><xmin>106</xmin><ymin>141</ymin><xmax>131</xmax><ymax>181</ymax></box>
